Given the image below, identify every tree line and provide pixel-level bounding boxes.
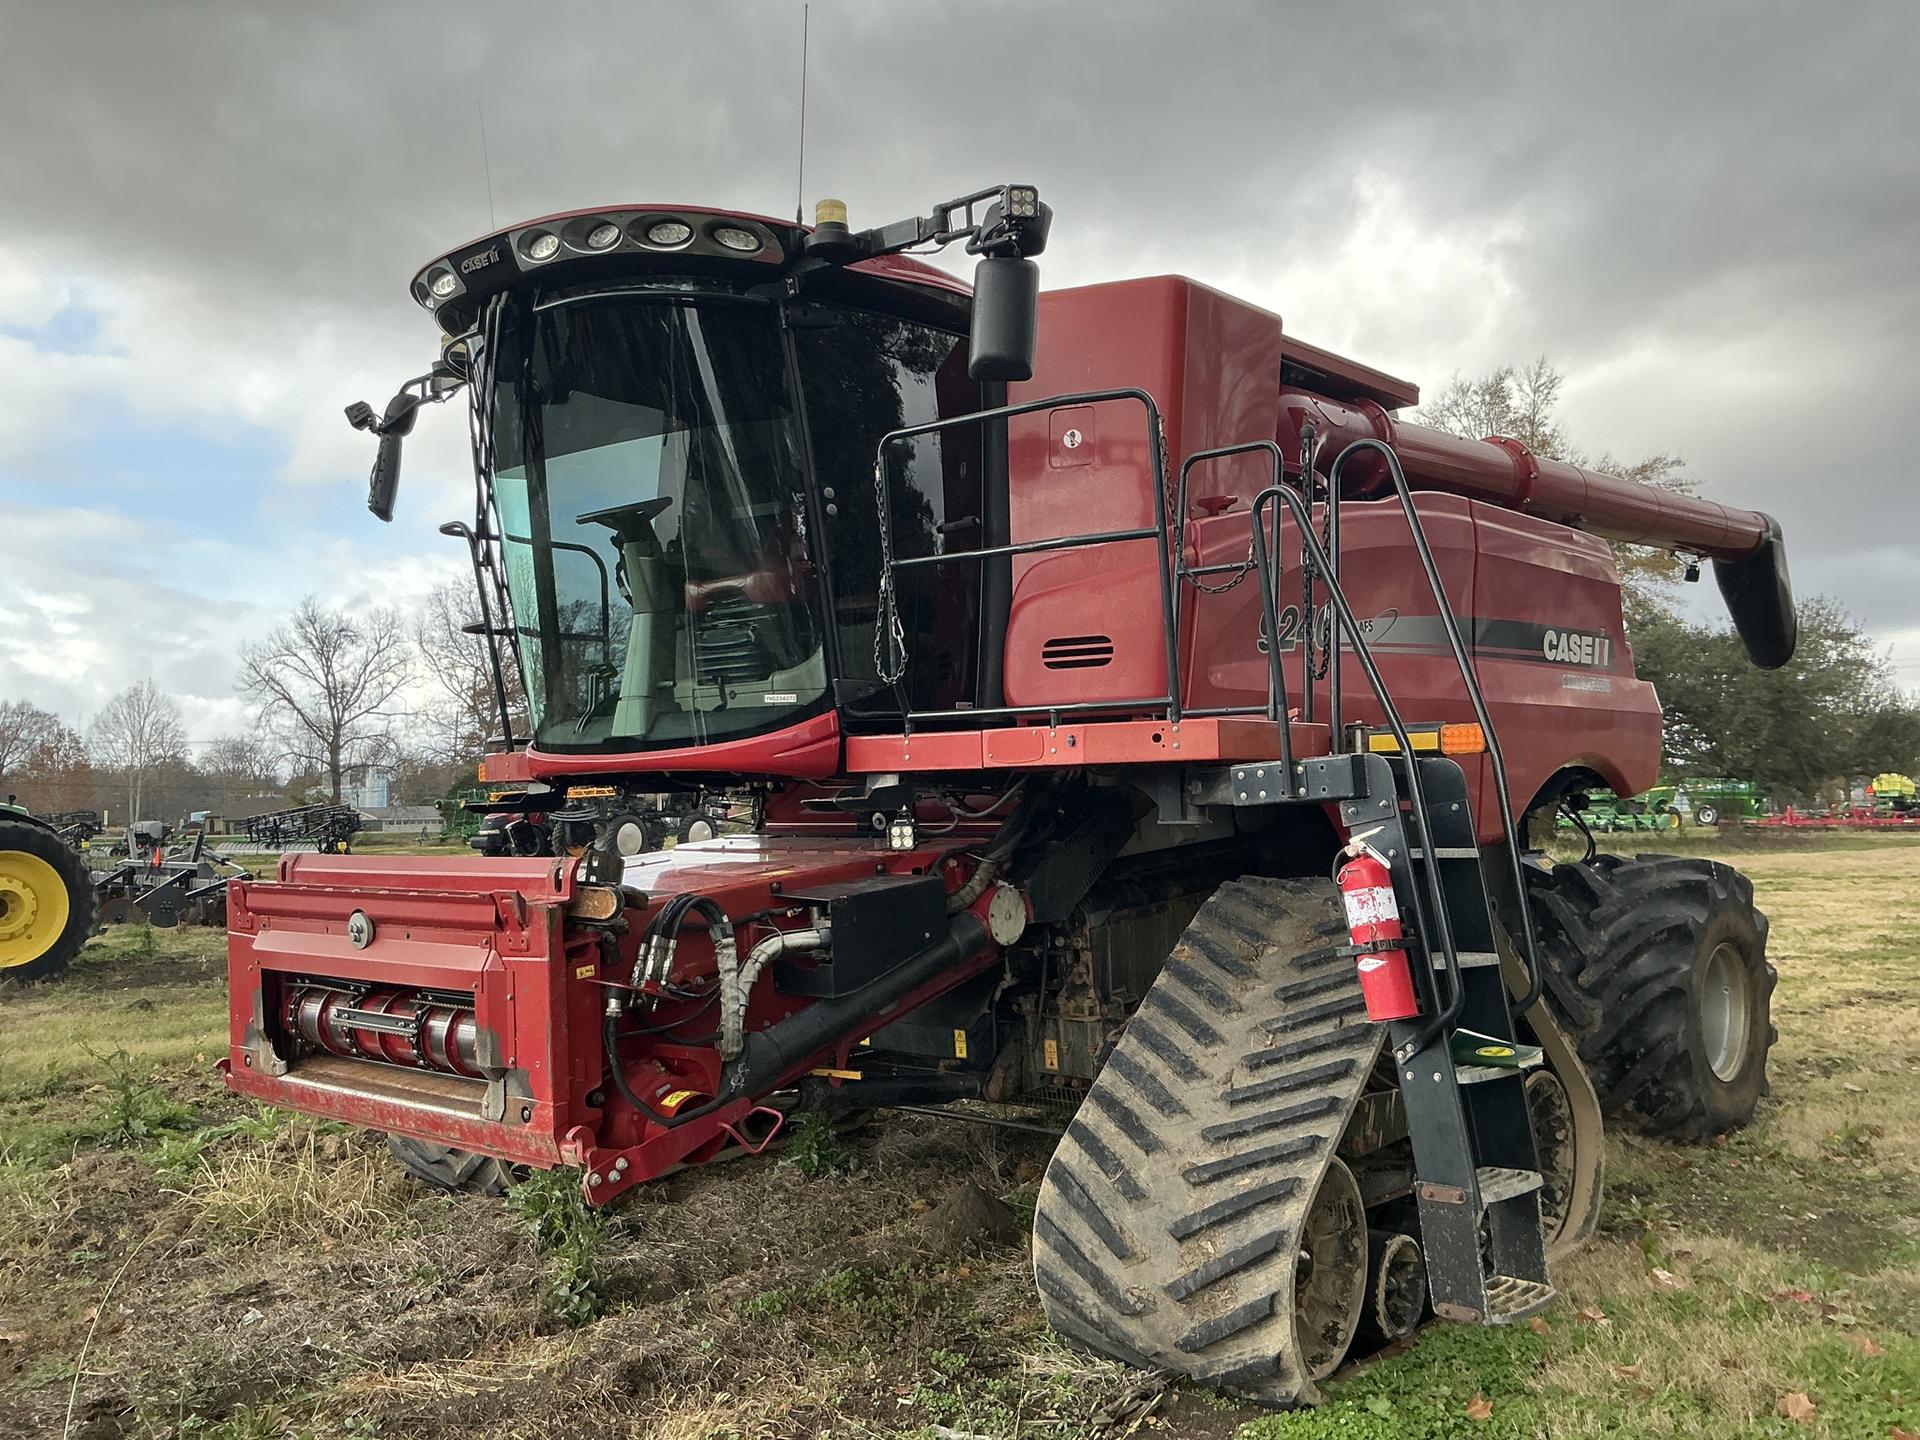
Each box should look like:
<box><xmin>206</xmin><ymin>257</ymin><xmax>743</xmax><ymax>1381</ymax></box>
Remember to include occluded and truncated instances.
<box><xmin>0</xmin><ymin>579</ymin><xmax>524</xmax><ymax>825</ymax></box>
<box><xmin>1423</xmin><ymin>360</ymin><xmax>1920</xmax><ymax>800</ymax></box>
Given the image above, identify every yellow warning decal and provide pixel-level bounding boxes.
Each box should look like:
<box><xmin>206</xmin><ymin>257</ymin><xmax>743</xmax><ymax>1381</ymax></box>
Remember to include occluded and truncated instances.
<box><xmin>1043</xmin><ymin>1038</ymin><xmax>1060</xmax><ymax>1071</ymax></box>
<box><xmin>953</xmin><ymin>1028</ymin><xmax>969</xmax><ymax>1059</ymax></box>
<box><xmin>661</xmin><ymin>1089</ymin><xmax>697</xmax><ymax>1110</ymax></box>
<box><xmin>567</xmin><ymin>785</ymin><xmax>618</xmax><ymax>799</ymax></box>
<box><xmin>575</xmin><ymin>963</ymin><xmax>596</xmax><ymax>980</ymax></box>
<box><xmin>809</xmin><ymin>1068</ymin><xmax>862</xmax><ymax>1081</ymax></box>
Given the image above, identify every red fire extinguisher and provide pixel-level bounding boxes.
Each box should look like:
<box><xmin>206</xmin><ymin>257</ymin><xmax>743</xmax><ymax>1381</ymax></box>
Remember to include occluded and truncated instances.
<box><xmin>1336</xmin><ymin>845</ymin><xmax>1421</xmax><ymax>1022</ymax></box>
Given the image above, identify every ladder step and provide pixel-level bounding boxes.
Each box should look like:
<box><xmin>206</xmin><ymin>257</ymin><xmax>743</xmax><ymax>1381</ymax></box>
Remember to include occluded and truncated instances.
<box><xmin>1477</xmin><ymin>1166</ymin><xmax>1544</xmax><ymax>1206</ymax></box>
<box><xmin>1432</xmin><ymin>949</ymin><xmax>1502</xmax><ymax>969</ymax></box>
<box><xmin>1455</xmin><ymin>1061</ymin><xmax>1534</xmax><ymax>1085</ymax></box>
<box><xmin>1483</xmin><ymin>1274</ymin><xmax>1556</xmax><ymax>1323</ymax></box>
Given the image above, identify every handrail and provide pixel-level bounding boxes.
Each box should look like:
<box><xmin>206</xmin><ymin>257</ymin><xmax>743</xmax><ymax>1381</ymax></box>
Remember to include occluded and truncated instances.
<box><xmin>872</xmin><ymin>387</ymin><xmax>1181</xmax><ymax>728</ymax></box>
<box><xmin>1249</xmin><ymin>470</ymin><xmax>1468</xmax><ymax>1056</ymax></box>
<box><xmin>1325</xmin><ymin>438</ymin><xmax>1546</xmax><ymax>1015</ymax></box>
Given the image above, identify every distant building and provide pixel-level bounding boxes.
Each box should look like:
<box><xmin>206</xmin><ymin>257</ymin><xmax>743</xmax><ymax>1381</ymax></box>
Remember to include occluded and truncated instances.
<box><xmin>356</xmin><ymin>805</ymin><xmax>442</xmax><ymax>836</ymax></box>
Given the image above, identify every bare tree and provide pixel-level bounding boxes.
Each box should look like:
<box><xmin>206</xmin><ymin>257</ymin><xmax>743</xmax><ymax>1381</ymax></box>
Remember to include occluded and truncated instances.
<box><xmin>0</xmin><ymin>700</ymin><xmax>66</xmax><ymax>790</ymax></box>
<box><xmin>412</xmin><ymin>577</ymin><xmax>526</xmax><ymax>762</ymax></box>
<box><xmin>1419</xmin><ymin>357</ymin><xmax>1697</xmax><ymax>599</ymax></box>
<box><xmin>88</xmin><ymin>680</ymin><xmax>187</xmax><ymax>825</ymax></box>
<box><xmin>240</xmin><ymin>598</ymin><xmax>413</xmax><ymax>801</ymax></box>
<box><xmin>202</xmin><ymin>733</ymin><xmax>279</xmax><ymax>812</ymax></box>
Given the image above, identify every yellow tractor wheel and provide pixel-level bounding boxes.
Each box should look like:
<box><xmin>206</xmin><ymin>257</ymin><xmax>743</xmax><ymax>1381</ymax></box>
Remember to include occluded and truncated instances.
<box><xmin>0</xmin><ymin>818</ymin><xmax>97</xmax><ymax>983</ymax></box>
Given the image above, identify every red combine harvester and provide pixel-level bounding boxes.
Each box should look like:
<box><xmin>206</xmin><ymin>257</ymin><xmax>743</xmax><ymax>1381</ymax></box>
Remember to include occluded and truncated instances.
<box><xmin>225</xmin><ymin>185</ymin><xmax>1795</xmax><ymax>1401</ymax></box>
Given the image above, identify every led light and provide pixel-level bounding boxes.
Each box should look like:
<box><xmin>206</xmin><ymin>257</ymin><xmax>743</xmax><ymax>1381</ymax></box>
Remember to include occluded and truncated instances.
<box><xmin>645</xmin><ymin>219</ymin><xmax>693</xmax><ymax>247</ymax></box>
<box><xmin>585</xmin><ymin>221</ymin><xmax>621</xmax><ymax>250</ymax></box>
<box><xmin>525</xmin><ymin>231</ymin><xmax>560</xmax><ymax>261</ymax></box>
<box><xmin>428</xmin><ymin>271</ymin><xmax>459</xmax><ymax>298</ymax></box>
<box><xmin>712</xmin><ymin>225</ymin><xmax>761</xmax><ymax>253</ymax></box>
<box><xmin>1439</xmin><ymin>723</ymin><xmax>1487</xmax><ymax>755</ymax></box>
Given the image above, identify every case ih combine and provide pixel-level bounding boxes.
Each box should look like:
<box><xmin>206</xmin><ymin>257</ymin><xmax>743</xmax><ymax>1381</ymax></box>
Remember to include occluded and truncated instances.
<box><xmin>223</xmin><ymin>185</ymin><xmax>1795</xmax><ymax>1402</ymax></box>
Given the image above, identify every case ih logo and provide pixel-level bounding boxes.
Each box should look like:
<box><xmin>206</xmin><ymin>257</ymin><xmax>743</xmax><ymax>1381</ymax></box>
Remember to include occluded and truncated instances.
<box><xmin>1541</xmin><ymin>627</ymin><xmax>1613</xmax><ymax>668</ymax></box>
<box><xmin>458</xmin><ymin>245</ymin><xmax>502</xmax><ymax>275</ymax></box>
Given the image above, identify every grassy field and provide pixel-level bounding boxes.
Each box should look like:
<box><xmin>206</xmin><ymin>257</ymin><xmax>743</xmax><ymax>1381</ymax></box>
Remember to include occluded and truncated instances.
<box><xmin>1</xmin><ymin>832</ymin><xmax>1916</xmax><ymax>1439</ymax></box>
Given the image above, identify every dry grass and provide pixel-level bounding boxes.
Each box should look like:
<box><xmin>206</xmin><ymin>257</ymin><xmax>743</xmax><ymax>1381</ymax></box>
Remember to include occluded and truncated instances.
<box><xmin>173</xmin><ymin>1125</ymin><xmax>412</xmax><ymax>1247</ymax></box>
<box><xmin>2</xmin><ymin>835</ymin><xmax>1916</xmax><ymax>1440</ymax></box>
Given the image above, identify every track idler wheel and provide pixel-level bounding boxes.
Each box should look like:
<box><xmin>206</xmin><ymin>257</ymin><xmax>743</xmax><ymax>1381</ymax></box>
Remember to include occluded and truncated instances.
<box><xmin>1294</xmin><ymin>1158</ymin><xmax>1368</xmax><ymax>1381</ymax></box>
<box><xmin>1357</xmin><ymin>1230</ymin><xmax>1426</xmax><ymax>1345</ymax></box>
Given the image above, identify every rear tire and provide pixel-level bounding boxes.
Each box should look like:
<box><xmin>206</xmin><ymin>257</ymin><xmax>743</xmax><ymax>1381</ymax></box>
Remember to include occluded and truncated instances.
<box><xmin>1527</xmin><ymin>855</ymin><xmax>1774</xmax><ymax>1139</ymax></box>
<box><xmin>1694</xmin><ymin>804</ymin><xmax>1719</xmax><ymax>827</ymax></box>
<box><xmin>678</xmin><ymin>813</ymin><xmax>717</xmax><ymax>844</ymax></box>
<box><xmin>385</xmin><ymin>1134</ymin><xmax>517</xmax><ymax>1196</ymax></box>
<box><xmin>0</xmin><ymin>819</ymin><xmax>96</xmax><ymax>983</ymax></box>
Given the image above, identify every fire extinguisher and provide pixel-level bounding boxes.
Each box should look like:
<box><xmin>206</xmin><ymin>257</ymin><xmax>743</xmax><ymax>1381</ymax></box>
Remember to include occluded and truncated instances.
<box><xmin>1336</xmin><ymin>843</ymin><xmax>1421</xmax><ymax>1022</ymax></box>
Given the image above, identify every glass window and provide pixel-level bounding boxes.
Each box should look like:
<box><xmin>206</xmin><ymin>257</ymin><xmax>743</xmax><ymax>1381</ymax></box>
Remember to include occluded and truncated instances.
<box><xmin>795</xmin><ymin>310</ymin><xmax>982</xmax><ymax>715</ymax></box>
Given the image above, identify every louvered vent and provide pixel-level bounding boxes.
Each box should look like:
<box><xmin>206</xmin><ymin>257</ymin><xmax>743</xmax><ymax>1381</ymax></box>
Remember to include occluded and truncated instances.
<box><xmin>1040</xmin><ymin>635</ymin><xmax>1114</xmax><ymax>670</ymax></box>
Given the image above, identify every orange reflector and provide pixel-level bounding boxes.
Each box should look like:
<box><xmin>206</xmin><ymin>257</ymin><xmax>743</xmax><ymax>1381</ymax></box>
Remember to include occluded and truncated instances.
<box><xmin>1367</xmin><ymin>729</ymin><xmax>1440</xmax><ymax>754</ymax></box>
<box><xmin>1439</xmin><ymin>723</ymin><xmax>1487</xmax><ymax>755</ymax></box>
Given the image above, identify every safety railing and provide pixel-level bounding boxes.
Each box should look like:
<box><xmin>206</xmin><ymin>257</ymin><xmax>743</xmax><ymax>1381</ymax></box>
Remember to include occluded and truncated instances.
<box><xmin>872</xmin><ymin>388</ymin><xmax>1182</xmax><ymax>731</ymax></box>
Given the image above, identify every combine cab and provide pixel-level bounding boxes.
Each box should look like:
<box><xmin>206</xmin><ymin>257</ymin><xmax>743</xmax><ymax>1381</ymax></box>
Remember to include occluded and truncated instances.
<box><xmin>226</xmin><ymin>185</ymin><xmax>1795</xmax><ymax>1401</ymax></box>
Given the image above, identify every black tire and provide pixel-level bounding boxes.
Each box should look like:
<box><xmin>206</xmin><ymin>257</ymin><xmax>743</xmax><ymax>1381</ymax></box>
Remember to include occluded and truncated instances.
<box><xmin>678</xmin><ymin>813</ymin><xmax>718</xmax><ymax>844</ymax></box>
<box><xmin>0</xmin><ymin>818</ymin><xmax>97</xmax><ymax>984</ymax></box>
<box><xmin>1694</xmin><ymin>804</ymin><xmax>1719</xmax><ymax>827</ymax></box>
<box><xmin>1527</xmin><ymin>855</ymin><xmax>1774</xmax><ymax>1139</ymax></box>
<box><xmin>385</xmin><ymin>1134</ymin><xmax>517</xmax><ymax>1196</ymax></box>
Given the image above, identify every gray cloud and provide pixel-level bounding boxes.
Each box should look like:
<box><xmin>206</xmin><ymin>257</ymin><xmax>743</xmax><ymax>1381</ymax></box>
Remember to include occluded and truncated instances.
<box><xmin>1</xmin><ymin>0</ymin><xmax>1916</xmax><ymax>709</ymax></box>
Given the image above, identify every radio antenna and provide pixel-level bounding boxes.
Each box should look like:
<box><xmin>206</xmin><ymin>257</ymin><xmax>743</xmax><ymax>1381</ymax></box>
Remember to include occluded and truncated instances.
<box><xmin>477</xmin><ymin>98</ymin><xmax>497</xmax><ymax>229</ymax></box>
<box><xmin>793</xmin><ymin>3</ymin><xmax>810</xmax><ymax>224</ymax></box>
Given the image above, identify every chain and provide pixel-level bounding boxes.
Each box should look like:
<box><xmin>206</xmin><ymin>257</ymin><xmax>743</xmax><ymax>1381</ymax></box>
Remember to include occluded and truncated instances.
<box><xmin>1165</xmin><ymin>414</ymin><xmax>1260</xmax><ymax>595</ymax></box>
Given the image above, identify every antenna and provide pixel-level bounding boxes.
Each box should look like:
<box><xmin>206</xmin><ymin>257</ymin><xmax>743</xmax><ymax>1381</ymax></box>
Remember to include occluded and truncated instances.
<box><xmin>477</xmin><ymin>98</ymin><xmax>497</xmax><ymax>229</ymax></box>
<box><xmin>794</xmin><ymin>3</ymin><xmax>810</xmax><ymax>225</ymax></box>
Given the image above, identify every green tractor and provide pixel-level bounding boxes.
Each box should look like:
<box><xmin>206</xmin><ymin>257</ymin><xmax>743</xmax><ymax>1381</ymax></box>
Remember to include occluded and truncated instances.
<box><xmin>0</xmin><ymin>798</ymin><xmax>98</xmax><ymax>982</ymax></box>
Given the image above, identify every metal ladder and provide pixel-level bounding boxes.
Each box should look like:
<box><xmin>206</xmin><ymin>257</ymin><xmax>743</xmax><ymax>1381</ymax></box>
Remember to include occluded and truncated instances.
<box><xmin>1222</xmin><ymin>441</ymin><xmax>1556</xmax><ymax>1324</ymax></box>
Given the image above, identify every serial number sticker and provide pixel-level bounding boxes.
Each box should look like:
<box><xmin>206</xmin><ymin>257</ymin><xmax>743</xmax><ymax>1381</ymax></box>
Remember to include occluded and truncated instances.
<box><xmin>763</xmin><ymin>691</ymin><xmax>799</xmax><ymax>704</ymax></box>
<box><xmin>574</xmin><ymin>963</ymin><xmax>596</xmax><ymax>980</ymax></box>
<box><xmin>1043</xmin><ymin>1038</ymin><xmax>1060</xmax><ymax>1071</ymax></box>
<box><xmin>953</xmin><ymin>1028</ymin><xmax>969</xmax><ymax>1060</ymax></box>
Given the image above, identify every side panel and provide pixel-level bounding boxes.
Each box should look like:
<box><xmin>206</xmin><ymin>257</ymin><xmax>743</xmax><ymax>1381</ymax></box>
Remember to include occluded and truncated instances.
<box><xmin>1466</xmin><ymin>505</ymin><xmax>1661</xmax><ymax>819</ymax></box>
<box><xmin>1003</xmin><ymin>280</ymin><xmax>1186</xmax><ymax>708</ymax></box>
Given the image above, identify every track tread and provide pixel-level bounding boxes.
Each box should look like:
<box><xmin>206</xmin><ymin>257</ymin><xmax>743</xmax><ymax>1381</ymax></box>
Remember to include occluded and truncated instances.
<box><xmin>1033</xmin><ymin>876</ymin><xmax>1383</xmax><ymax>1407</ymax></box>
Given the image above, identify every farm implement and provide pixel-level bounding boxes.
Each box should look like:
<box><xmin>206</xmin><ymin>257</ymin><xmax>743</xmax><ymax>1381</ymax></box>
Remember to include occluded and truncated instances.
<box><xmin>224</xmin><ymin>184</ymin><xmax>1795</xmax><ymax>1401</ymax></box>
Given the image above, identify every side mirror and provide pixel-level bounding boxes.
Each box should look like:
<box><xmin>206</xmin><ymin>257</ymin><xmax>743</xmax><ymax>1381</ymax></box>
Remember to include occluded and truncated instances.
<box><xmin>969</xmin><ymin>255</ymin><xmax>1039</xmax><ymax>382</ymax></box>
<box><xmin>353</xmin><ymin>388</ymin><xmax>426</xmax><ymax>523</ymax></box>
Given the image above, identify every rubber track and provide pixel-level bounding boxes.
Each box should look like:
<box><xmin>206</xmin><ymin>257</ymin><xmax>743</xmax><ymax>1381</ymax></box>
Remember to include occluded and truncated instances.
<box><xmin>1527</xmin><ymin>854</ymin><xmax>1776</xmax><ymax>1139</ymax></box>
<box><xmin>1032</xmin><ymin>877</ymin><xmax>1384</xmax><ymax>1406</ymax></box>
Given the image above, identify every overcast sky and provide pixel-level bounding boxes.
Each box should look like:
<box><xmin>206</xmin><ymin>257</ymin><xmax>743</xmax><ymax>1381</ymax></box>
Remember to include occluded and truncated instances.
<box><xmin>1</xmin><ymin>0</ymin><xmax>1915</xmax><ymax>746</ymax></box>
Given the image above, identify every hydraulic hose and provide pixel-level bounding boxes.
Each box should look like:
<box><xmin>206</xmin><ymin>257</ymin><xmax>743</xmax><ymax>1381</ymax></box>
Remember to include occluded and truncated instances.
<box><xmin>721</xmin><ymin>926</ymin><xmax>830</xmax><ymax>1060</ymax></box>
<box><xmin>722</xmin><ymin>912</ymin><xmax>991</xmax><ymax>1101</ymax></box>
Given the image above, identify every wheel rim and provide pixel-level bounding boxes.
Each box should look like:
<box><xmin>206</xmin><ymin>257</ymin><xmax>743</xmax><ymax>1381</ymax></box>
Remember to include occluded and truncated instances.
<box><xmin>1702</xmin><ymin>942</ymin><xmax>1752</xmax><ymax>1082</ymax></box>
<box><xmin>686</xmin><ymin>819</ymin><xmax>715</xmax><ymax>842</ymax></box>
<box><xmin>0</xmin><ymin>850</ymin><xmax>70</xmax><ymax>970</ymax></box>
<box><xmin>614</xmin><ymin>821</ymin><xmax>646</xmax><ymax>856</ymax></box>
<box><xmin>1525</xmin><ymin>1070</ymin><xmax>1576</xmax><ymax>1242</ymax></box>
<box><xmin>1294</xmin><ymin>1157</ymin><xmax>1367</xmax><ymax>1382</ymax></box>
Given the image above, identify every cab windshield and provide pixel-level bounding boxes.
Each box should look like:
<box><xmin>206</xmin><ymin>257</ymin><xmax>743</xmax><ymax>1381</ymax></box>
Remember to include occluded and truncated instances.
<box><xmin>485</xmin><ymin>281</ymin><xmax>982</xmax><ymax>755</ymax></box>
<box><xmin>489</xmin><ymin>292</ymin><xmax>824</xmax><ymax>751</ymax></box>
